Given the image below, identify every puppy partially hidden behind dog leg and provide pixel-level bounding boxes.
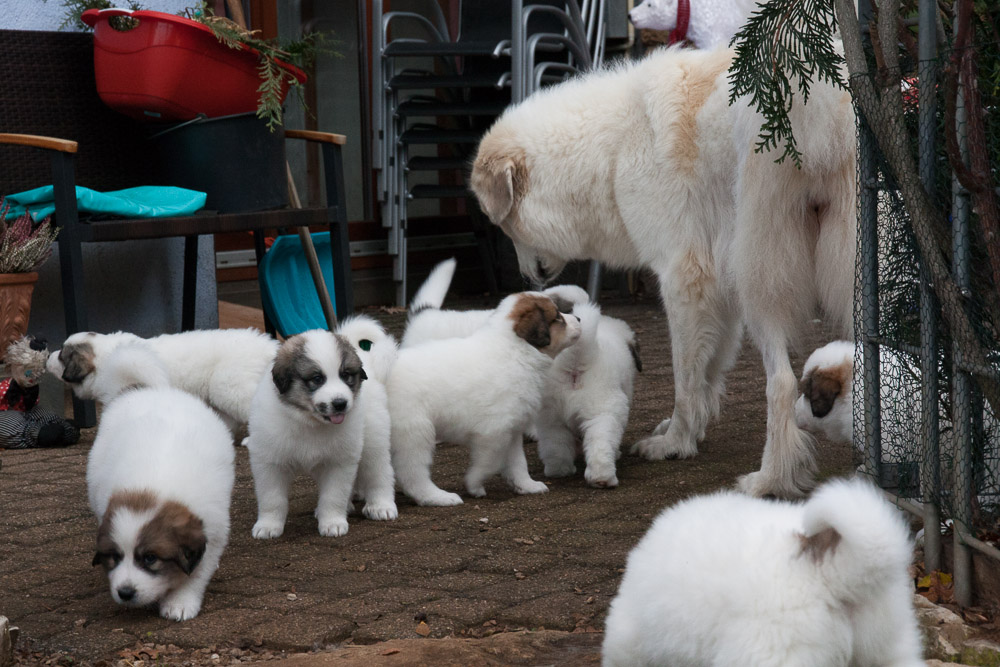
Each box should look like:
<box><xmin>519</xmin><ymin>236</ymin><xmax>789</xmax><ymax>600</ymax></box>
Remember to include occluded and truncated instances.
<box><xmin>88</xmin><ymin>387</ymin><xmax>235</xmax><ymax>621</ymax></box>
<box><xmin>602</xmin><ymin>477</ymin><xmax>924</xmax><ymax>666</ymax></box>
<box><xmin>389</xmin><ymin>292</ymin><xmax>581</xmax><ymax>505</ymax></box>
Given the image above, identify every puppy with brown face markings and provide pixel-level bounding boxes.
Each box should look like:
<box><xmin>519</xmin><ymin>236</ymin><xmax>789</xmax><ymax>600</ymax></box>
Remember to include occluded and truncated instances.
<box><xmin>387</xmin><ymin>292</ymin><xmax>581</xmax><ymax>506</ymax></box>
<box><xmin>87</xmin><ymin>387</ymin><xmax>235</xmax><ymax>621</ymax></box>
<box><xmin>245</xmin><ymin>329</ymin><xmax>375</xmax><ymax>539</ymax></box>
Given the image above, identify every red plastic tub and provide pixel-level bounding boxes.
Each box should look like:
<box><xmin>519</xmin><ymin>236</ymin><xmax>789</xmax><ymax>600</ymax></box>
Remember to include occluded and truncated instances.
<box><xmin>81</xmin><ymin>8</ymin><xmax>307</xmax><ymax>122</ymax></box>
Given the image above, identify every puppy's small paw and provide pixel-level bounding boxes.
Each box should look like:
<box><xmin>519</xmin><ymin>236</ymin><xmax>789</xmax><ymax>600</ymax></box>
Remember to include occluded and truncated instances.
<box><xmin>416</xmin><ymin>490</ymin><xmax>464</xmax><ymax>506</ymax></box>
<box><xmin>362</xmin><ymin>501</ymin><xmax>398</xmax><ymax>521</ymax></box>
<box><xmin>317</xmin><ymin>517</ymin><xmax>349</xmax><ymax>537</ymax></box>
<box><xmin>543</xmin><ymin>461</ymin><xmax>576</xmax><ymax>478</ymax></box>
<box><xmin>585</xmin><ymin>466</ymin><xmax>619</xmax><ymax>489</ymax></box>
<box><xmin>513</xmin><ymin>479</ymin><xmax>549</xmax><ymax>495</ymax></box>
<box><xmin>159</xmin><ymin>595</ymin><xmax>202</xmax><ymax>621</ymax></box>
<box><xmin>631</xmin><ymin>433</ymin><xmax>697</xmax><ymax>460</ymax></box>
<box><xmin>467</xmin><ymin>484</ymin><xmax>487</xmax><ymax>498</ymax></box>
<box><xmin>252</xmin><ymin>518</ymin><xmax>285</xmax><ymax>539</ymax></box>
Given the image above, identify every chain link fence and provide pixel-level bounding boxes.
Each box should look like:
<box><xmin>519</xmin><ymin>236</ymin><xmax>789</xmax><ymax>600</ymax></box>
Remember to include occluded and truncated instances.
<box><xmin>854</xmin><ymin>16</ymin><xmax>1000</xmax><ymax>603</ymax></box>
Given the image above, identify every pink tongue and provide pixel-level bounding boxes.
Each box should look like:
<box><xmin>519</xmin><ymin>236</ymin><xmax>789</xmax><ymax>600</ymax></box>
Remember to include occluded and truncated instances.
<box><xmin>329</xmin><ymin>414</ymin><xmax>346</xmax><ymax>424</ymax></box>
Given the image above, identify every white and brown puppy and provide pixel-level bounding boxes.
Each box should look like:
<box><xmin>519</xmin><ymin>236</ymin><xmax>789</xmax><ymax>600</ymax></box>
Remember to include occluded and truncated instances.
<box><xmin>388</xmin><ymin>292</ymin><xmax>581</xmax><ymax>506</ymax></box>
<box><xmin>47</xmin><ymin>328</ymin><xmax>278</xmax><ymax>432</ymax></box>
<box><xmin>794</xmin><ymin>340</ymin><xmax>856</xmax><ymax>445</ymax></box>
<box><xmin>246</xmin><ymin>329</ymin><xmax>372</xmax><ymax>538</ymax></box>
<box><xmin>88</xmin><ymin>387</ymin><xmax>234</xmax><ymax>621</ymax></box>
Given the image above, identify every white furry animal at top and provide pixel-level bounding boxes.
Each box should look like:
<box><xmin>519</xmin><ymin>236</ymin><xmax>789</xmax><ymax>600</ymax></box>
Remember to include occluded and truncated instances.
<box><xmin>246</xmin><ymin>325</ymin><xmax>396</xmax><ymax>540</ymax></box>
<box><xmin>602</xmin><ymin>477</ymin><xmax>924</xmax><ymax>667</ymax></box>
<box><xmin>470</xmin><ymin>44</ymin><xmax>856</xmax><ymax>499</ymax></box>
<box><xmin>388</xmin><ymin>291</ymin><xmax>581</xmax><ymax>506</ymax></box>
<box><xmin>46</xmin><ymin>328</ymin><xmax>278</xmax><ymax>432</ymax></box>
<box><xmin>403</xmin><ymin>259</ymin><xmax>641</xmax><ymax>488</ymax></box>
<box><xmin>629</xmin><ymin>0</ymin><xmax>761</xmax><ymax>49</ymax></box>
<box><xmin>87</xmin><ymin>386</ymin><xmax>235</xmax><ymax>621</ymax></box>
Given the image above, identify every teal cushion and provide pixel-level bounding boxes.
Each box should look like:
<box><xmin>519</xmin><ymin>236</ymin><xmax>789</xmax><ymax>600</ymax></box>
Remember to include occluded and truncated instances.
<box><xmin>4</xmin><ymin>185</ymin><xmax>207</xmax><ymax>220</ymax></box>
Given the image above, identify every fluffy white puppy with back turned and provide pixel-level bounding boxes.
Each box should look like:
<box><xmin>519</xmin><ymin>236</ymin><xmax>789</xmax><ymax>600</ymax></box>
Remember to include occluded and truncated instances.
<box><xmin>246</xmin><ymin>329</ymin><xmax>373</xmax><ymax>539</ymax></box>
<box><xmin>88</xmin><ymin>386</ymin><xmax>235</xmax><ymax>621</ymax></box>
<box><xmin>389</xmin><ymin>291</ymin><xmax>581</xmax><ymax>505</ymax></box>
<box><xmin>602</xmin><ymin>477</ymin><xmax>924</xmax><ymax>667</ymax></box>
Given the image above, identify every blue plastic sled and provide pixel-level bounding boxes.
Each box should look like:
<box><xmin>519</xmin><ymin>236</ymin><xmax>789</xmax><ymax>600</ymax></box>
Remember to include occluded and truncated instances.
<box><xmin>258</xmin><ymin>231</ymin><xmax>337</xmax><ymax>338</ymax></box>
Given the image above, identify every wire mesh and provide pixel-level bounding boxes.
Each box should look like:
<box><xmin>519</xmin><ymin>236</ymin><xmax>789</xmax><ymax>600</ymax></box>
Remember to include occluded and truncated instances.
<box><xmin>854</xmin><ymin>34</ymin><xmax>1000</xmax><ymax>547</ymax></box>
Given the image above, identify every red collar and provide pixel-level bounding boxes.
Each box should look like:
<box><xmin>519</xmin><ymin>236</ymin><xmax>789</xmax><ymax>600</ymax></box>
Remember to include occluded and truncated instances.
<box><xmin>669</xmin><ymin>0</ymin><xmax>691</xmax><ymax>45</ymax></box>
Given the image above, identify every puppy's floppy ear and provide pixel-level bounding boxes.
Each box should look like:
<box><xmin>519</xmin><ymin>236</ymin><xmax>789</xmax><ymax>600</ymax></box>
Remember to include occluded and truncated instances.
<box><xmin>512</xmin><ymin>306</ymin><xmax>551</xmax><ymax>349</ymax></box>
<box><xmin>141</xmin><ymin>501</ymin><xmax>207</xmax><ymax>576</ymax></box>
<box><xmin>471</xmin><ymin>154</ymin><xmax>522</xmax><ymax>224</ymax></box>
<box><xmin>629</xmin><ymin>338</ymin><xmax>643</xmax><ymax>373</ymax></box>
<box><xmin>61</xmin><ymin>344</ymin><xmax>96</xmax><ymax>383</ymax></box>
<box><xmin>800</xmin><ymin>370</ymin><xmax>842</xmax><ymax>419</ymax></box>
<box><xmin>92</xmin><ymin>511</ymin><xmax>118</xmax><ymax>568</ymax></box>
<box><xmin>272</xmin><ymin>336</ymin><xmax>304</xmax><ymax>395</ymax></box>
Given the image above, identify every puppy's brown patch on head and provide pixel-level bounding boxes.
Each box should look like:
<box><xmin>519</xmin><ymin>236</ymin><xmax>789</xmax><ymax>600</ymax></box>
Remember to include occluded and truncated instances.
<box><xmin>335</xmin><ymin>334</ymin><xmax>366</xmax><ymax>393</ymax></box>
<box><xmin>137</xmin><ymin>500</ymin><xmax>206</xmax><ymax>576</ymax></box>
<box><xmin>470</xmin><ymin>128</ymin><xmax>529</xmax><ymax>226</ymax></box>
<box><xmin>798</xmin><ymin>527</ymin><xmax>842</xmax><ymax>563</ymax></box>
<box><xmin>60</xmin><ymin>340</ymin><xmax>96</xmax><ymax>383</ymax></box>
<box><xmin>272</xmin><ymin>336</ymin><xmax>308</xmax><ymax>395</ymax></box>
<box><xmin>799</xmin><ymin>360</ymin><xmax>851</xmax><ymax>418</ymax></box>
<box><xmin>509</xmin><ymin>294</ymin><xmax>568</xmax><ymax>352</ymax></box>
<box><xmin>93</xmin><ymin>489</ymin><xmax>157</xmax><ymax>569</ymax></box>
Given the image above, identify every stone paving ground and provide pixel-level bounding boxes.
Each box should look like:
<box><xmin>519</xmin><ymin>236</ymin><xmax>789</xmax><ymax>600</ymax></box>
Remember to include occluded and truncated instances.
<box><xmin>0</xmin><ymin>291</ymin><xmax>941</xmax><ymax>665</ymax></box>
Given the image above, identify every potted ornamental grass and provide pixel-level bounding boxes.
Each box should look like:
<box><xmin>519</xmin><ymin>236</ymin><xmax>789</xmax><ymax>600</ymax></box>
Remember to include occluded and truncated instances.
<box><xmin>0</xmin><ymin>200</ymin><xmax>59</xmax><ymax>356</ymax></box>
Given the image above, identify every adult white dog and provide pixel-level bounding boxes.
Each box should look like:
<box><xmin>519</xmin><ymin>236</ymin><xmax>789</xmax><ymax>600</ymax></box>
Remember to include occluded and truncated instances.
<box><xmin>602</xmin><ymin>477</ymin><xmax>924</xmax><ymax>666</ymax></box>
<box><xmin>88</xmin><ymin>387</ymin><xmax>234</xmax><ymax>621</ymax></box>
<box><xmin>246</xmin><ymin>325</ymin><xmax>397</xmax><ymax>539</ymax></box>
<box><xmin>389</xmin><ymin>291</ymin><xmax>581</xmax><ymax>505</ymax></box>
<box><xmin>471</xmin><ymin>46</ymin><xmax>855</xmax><ymax>498</ymax></box>
<box><xmin>47</xmin><ymin>328</ymin><xmax>278</xmax><ymax>432</ymax></box>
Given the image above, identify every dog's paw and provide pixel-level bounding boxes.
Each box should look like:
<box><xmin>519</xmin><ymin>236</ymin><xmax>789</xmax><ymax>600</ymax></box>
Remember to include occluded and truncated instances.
<box><xmin>159</xmin><ymin>594</ymin><xmax>202</xmax><ymax>621</ymax></box>
<box><xmin>736</xmin><ymin>471</ymin><xmax>809</xmax><ymax>499</ymax></box>
<box><xmin>584</xmin><ymin>465</ymin><xmax>619</xmax><ymax>489</ymax></box>
<box><xmin>362</xmin><ymin>501</ymin><xmax>398</xmax><ymax>521</ymax></box>
<box><xmin>467</xmin><ymin>484</ymin><xmax>488</xmax><ymax>498</ymax></box>
<box><xmin>317</xmin><ymin>517</ymin><xmax>349</xmax><ymax>537</ymax></box>
<box><xmin>631</xmin><ymin>433</ymin><xmax>697</xmax><ymax>460</ymax></box>
<box><xmin>251</xmin><ymin>518</ymin><xmax>285</xmax><ymax>539</ymax></box>
<box><xmin>543</xmin><ymin>460</ymin><xmax>576</xmax><ymax>478</ymax></box>
<box><xmin>416</xmin><ymin>489</ymin><xmax>464</xmax><ymax>506</ymax></box>
<box><xmin>513</xmin><ymin>479</ymin><xmax>549</xmax><ymax>495</ymax></box>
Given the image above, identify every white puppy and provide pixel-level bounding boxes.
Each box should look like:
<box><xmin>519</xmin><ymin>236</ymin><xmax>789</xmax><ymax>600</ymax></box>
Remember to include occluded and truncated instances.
<box><xmin>246</xmin><ymin>329</ymin><xmax>385</xmax><ymax>539</ymax></box>
<box><xmin>629</xmin><ymin>0</ymin><xmax>761</xmax><ymax>49</ymax></box>
<box><xmin>88</xmin><ymin>387</ymin><xmax>234</xmax><ymax>621</ymax></box>
<box><xmin>389</xmin><ymin>292</ymin><xmax>581</xmax><ymax>506</ymax></box>
<box><xmin>47</xmin><ymin>328</ymin><xmax>278</xmax><ymax>431</ymax></box>
<box><xmin>402</xmin><ymin>260</ymin><xmax>638</xmax><ymax>487</ymax></box>
<box><xmin>602</xmin><ymin>477</ymin><xmax>924</xmax><ymax>667</ymax></box>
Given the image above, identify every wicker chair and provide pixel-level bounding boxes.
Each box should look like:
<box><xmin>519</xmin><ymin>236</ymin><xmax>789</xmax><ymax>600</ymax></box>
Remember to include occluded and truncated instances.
<box><xmin>0</xmin><ymin>29</ymin><xmax>354</xmax><ymax>426</ymax></box>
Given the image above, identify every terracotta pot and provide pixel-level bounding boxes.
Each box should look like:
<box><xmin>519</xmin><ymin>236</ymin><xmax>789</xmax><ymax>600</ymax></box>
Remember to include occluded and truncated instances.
<box><xmin>0</xmin><ymin>272</ymin><xmax>38</xmax><ymax>359</ymax></box>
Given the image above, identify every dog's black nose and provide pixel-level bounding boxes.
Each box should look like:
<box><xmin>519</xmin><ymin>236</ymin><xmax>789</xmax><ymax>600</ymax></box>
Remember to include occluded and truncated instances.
<box><xmin>332</xmin><ymin>398</ymin><xmax>348</xmax><ymax>412</ymax></box>
<box><xmin>117</xmin><ymin>586</ymin><xmax>136</xmax><ymax>602</ymax></box>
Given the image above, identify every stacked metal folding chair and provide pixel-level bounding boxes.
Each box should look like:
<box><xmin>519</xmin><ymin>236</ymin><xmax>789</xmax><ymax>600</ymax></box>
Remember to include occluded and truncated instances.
<box><xmin>373</xmin><ymin>0</ymin><xmax>607</xmax><ymax>306</ymax></box>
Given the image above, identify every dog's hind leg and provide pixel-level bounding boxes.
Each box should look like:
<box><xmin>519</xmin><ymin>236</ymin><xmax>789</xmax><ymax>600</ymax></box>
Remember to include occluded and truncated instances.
<box><xmin>580</xmin><ymin>411</ymin><xmax>627</xmax><ymax>488</ymax></box>
<box><xmin>736</xmin><ymin>330</ymin><xmax>817</xmax><ymax>498</ymax></box>
<box><xmin>392</xmin><ymin>419</ymin><xmax>463</xmax><ymax>506</ymax></box>
<box><xmin>536</xmin><ymin>414</ymin><xmax>577</xmax><ymax>478</ymax></box>
<box><xmin>498</xmin><ymin>434</ymin><xmax>549</xmax><ymax>495</ymax></box>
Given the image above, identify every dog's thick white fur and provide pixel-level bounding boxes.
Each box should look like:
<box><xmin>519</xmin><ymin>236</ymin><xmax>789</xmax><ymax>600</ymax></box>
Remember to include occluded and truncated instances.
<box><xmin>88</xmin><ymin>387</ymin><xmax>234</xmax><ymax>621</ymax></box>
<box><xmin>629</xmin><ymin>0</ymin><xmax>761</xmax><ymax>49</ymax></box>
<box><xmin>47</xmin><ymin>328</ymin><xmax>278</xmax><ymax>431</ymax></box>
<box><xmin>401</xmin><ymin>260</ymin><xmax>638</xmax><ymax>487</ymax></box>
<box><xmin>471</xmin><ymin>46</ymin><xmax>856</xmax><ymax>498</ymax></box>
<box><xmin>602</xmin><ymin>478</ymin><xmax>924</xmax><ymax>667</ymax></box>
<box><xmin>246</xmin><ymin>327</ymin><xmax>395</xmax><ymax>538</ymax></box>
<box><xmin>388</xmin><ymin>292</ymin><xmax>581</xmax><ymax>505</ymax></box>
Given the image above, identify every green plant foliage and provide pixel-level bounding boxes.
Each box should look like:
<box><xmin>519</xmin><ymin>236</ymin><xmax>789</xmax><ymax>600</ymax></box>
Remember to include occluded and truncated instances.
<box><xmin>727</xmin><ymin>0</ymin><xmax>846</xmax><ymax>167</ymax></box>
<box><xmin>49</xmin><ymin>0</ymin><xmax>143</xmax><ymax>31</ymax></box>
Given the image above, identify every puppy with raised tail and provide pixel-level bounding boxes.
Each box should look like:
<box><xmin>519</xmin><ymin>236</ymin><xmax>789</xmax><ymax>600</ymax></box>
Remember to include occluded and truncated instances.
<box><xmin>602</xmin><ymin>477</ymin><xmax>924</xmax><ymax>666</ymax></box>
<box><xmin>389</xmin><ymin>291</ymin><xmax>581</xmax><ymax>506</ymax></box>
<box><xmin>88</xmin><ymin>387</ymin><xmax>234</xmax><ymax>621</ymax></box>
<box><xmin>246</xmin><ymin>327</ymin><xmax>393</xmax><ymax>539</ymax></box>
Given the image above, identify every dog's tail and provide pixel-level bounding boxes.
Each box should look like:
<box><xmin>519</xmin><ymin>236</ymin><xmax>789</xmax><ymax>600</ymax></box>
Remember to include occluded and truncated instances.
<box><xmin>800</xmin><ymin>477</ymin><xmax>913</xmax><ymax>600</ymax></box>
<box><xmin>337</xmin><ymin>314</ymin><xmax>398</xmax><ymax>384</ymax></box>
<box><xmin>409</xmin><ymin>258</ymin><xmax>457</xmax><ymax>317</ymax></box>
<box><xmin>91</xmin><ymin>343</ymin><xmax>169</xmax><ymax>403</ymax></box>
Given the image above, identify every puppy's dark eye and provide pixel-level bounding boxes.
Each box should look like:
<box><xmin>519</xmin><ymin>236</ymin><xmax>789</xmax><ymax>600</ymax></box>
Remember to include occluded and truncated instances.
<box><xmin>340</xmin><ymin>371</ymin><xmax>356</xmax><ymax>385</ymax></box>
<box><xmin>141</xmin><ymin>553</ymin><xmax>158</xmax><ymax>568</ymax></box>
<box><xmin>305</xmin><ymin>373</ymin><xmax>326</xmax><ymax>390</ymax></box>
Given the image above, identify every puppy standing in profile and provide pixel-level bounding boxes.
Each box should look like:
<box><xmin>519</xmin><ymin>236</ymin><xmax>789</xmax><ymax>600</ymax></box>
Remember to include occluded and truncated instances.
<box><xmin>602</xmin><ymin>478</ymin><xmax>924</xmax><ymax>667</ymax></box>
<box><xmin>388</xmin><ymin>291</ymin><xmax>581</xmax><ymax>506</ymax></box>
<box><xmin>246</xmin><ymin>327</ymin><xmax>395</xmax><ymax>539</ymax></box>
<box><xmin>88</xmin><ymin>387</ymin><xmax>234</xmax><ymax>621</ymax></box>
